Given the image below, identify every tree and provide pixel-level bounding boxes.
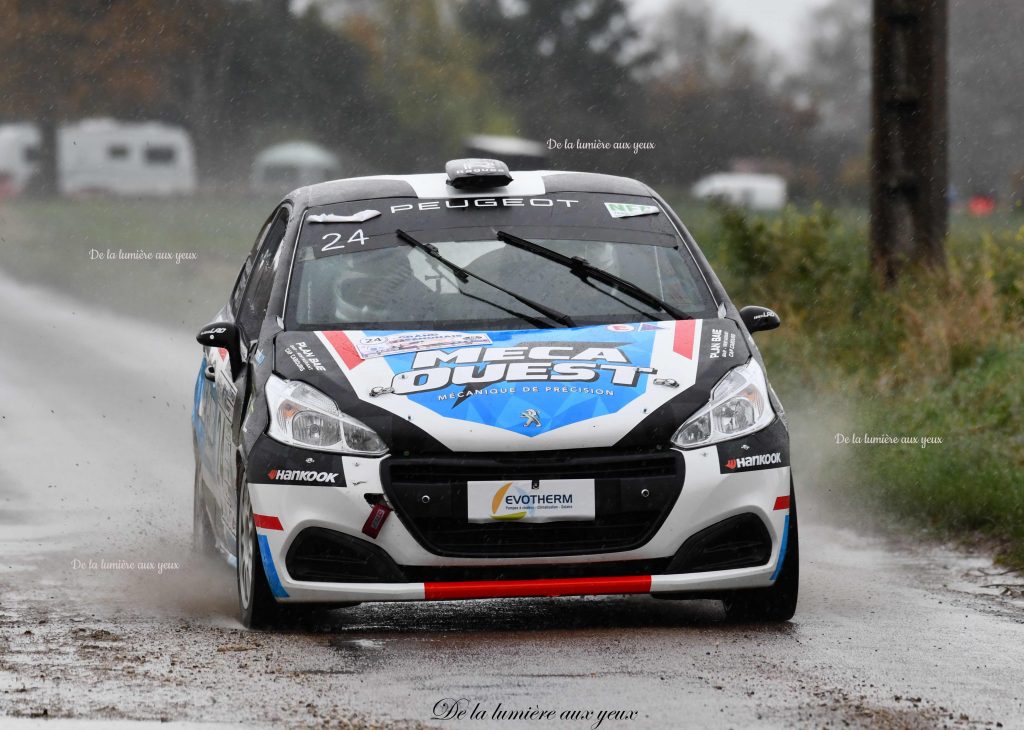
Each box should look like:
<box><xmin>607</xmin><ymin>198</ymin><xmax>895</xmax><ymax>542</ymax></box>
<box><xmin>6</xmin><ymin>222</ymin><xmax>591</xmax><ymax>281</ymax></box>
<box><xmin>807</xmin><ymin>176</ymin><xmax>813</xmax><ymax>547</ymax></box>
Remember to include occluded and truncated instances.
<box><xmin>459</xmin><ymin>0</ymin><xmax>653</xmax><ymax>171</ymax></box>
<box><xmin>639</xmin><ymin>1</ymin><xmax>817</xmax><ymax>188</ymax></box>
<box><xmin>335</xmin><ymin>0</ymin><xmax>514</xmax><ymax>172</ymax></box>
<box><xmin>196</xmin><ymin>1</ymin><xmax>378</xmax><ymax>180</ymax></box>
<box><xmin>0</xmin><ymin>0</ymin><xmax>209</xmax><ymax>194</ymax></box>
<box><xmin>0</xmin><ymin>0</ymin><xmax>380</xmax><ymax>188</ymax></box>
<box><xmin>784</xmin><ymin>0</ymin><xmax>872</xmax><ymax>202</ymax></box>
<box><xmin>799</xmin><ymin>0</ymin><xmax>871</xmax><ymax>138</ymax></box>
<box><xmin>792</xmin><ymin>0</ymin><xmax>1024</xmax><ymax>204</ymax></box>
<box><xmin>870</xmin><ymin>0</ymin><xmax>948</xmax><ymax>282</ymax></box>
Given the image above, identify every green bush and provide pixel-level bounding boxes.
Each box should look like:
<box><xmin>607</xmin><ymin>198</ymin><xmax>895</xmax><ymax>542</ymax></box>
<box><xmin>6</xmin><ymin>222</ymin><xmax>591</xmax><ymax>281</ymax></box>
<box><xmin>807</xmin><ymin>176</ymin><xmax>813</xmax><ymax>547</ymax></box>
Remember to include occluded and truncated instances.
<box><xmin>693</xmin><ymin>202</ymin><xmax>1024</xmax><ymax>567</ymax></box>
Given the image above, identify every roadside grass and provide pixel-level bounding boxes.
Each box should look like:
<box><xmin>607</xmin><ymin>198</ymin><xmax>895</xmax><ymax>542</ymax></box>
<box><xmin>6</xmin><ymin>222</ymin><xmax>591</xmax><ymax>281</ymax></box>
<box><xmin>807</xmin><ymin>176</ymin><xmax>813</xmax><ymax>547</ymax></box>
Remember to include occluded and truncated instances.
<box><xmin>0</xmin><ymin>196</ymin><xmax>269</xmax><ymax>327</ymax></box>
<box><xmin>858</xmin><ymin>345</ymin><xmax>1024</xmax><ymax>566</ymax></box>
<box><xmin>679</xmin><ymin>199</ymin><xmax>1024</xmax><ymax>569</ymax></box>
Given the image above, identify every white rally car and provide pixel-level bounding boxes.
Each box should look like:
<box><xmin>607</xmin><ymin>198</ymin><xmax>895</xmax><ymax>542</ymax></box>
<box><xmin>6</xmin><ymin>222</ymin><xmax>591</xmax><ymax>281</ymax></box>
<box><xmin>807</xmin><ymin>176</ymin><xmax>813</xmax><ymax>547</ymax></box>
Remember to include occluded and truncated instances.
<box><xmin>192</xmin><ymin>159</ymin><xmax>797</xmax><ymax>628</ymax></box>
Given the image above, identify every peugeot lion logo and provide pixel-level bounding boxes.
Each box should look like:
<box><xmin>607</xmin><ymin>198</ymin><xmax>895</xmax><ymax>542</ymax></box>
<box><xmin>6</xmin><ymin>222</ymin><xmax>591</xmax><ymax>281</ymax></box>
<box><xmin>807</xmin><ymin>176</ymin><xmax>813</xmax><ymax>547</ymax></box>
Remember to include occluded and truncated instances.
<box><xmin>521</xmin><ymin>409</ymin><xmax>542</xmax><ymax>428</ymax></box>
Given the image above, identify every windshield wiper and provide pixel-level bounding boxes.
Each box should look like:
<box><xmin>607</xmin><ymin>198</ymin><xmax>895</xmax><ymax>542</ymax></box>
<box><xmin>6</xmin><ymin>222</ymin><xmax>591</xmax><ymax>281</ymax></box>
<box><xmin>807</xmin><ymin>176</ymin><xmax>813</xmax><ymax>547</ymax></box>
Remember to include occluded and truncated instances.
<box><xmin>396</xmin><ymin>229</ymin><xmax>576</xmax><ymax>328</ymax></box>
<box><xmin>415</xmin><ymin>253</ymin><xmax>553</xmax><ymax>329</ymax></box>
<box><xmin>496</xmin><ymin>231</ymin><xmax>692</xmax><ymax>321</ymax></box>
<box><xmin>456</xmin><ymin>290</ymin><xmax>554</xmax><ymax>330</ymax></box>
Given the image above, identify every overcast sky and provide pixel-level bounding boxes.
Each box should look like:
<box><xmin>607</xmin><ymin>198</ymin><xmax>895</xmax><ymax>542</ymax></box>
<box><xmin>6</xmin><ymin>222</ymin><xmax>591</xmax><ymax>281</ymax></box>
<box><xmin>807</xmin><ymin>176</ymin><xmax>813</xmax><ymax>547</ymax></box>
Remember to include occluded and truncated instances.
<box><xmin>630</xmin><ymin>0</ymin><xmax>832</xmax><ymax>60</ymax></box>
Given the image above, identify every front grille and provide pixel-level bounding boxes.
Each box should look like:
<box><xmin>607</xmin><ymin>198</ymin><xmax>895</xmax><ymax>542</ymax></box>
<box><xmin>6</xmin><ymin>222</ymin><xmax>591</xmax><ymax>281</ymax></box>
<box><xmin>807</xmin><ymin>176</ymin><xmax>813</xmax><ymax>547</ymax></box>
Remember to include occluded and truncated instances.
<box><xmin>400</xmin><ymin>558</ymin><xmax>671</xmax><ymax>583</ymax></box>
<box><xmin>285</xmin><ymin>527</ymin><xmax>406</xmax><ymax>583</ymax></box>
<box><xmin>666</xmin><ymin>513</ymin><xmax>772</xmax><ymax>573</ymax></box>
<box><xmin>388</xmin><ymin>451</ymin><xmax>678</xmax><ymax>484</ymax></box>
<box><xmin>383</xmin><ymin>449</ymin><xmax>684</xmax><ymax>558</ymax></box>
<box><xmin>284</xmin><ymin>525</ymin><xmax>674</xmax><ymax>583</ymax></box>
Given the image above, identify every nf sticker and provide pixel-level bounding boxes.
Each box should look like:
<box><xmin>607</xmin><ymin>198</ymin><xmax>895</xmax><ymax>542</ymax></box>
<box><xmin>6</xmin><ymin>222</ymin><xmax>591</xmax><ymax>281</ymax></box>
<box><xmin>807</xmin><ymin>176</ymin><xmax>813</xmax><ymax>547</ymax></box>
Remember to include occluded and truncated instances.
<box><xmin>605</xmin><ymin>202</ymin><xmax>660</xmax><ymax>219</ymax></box>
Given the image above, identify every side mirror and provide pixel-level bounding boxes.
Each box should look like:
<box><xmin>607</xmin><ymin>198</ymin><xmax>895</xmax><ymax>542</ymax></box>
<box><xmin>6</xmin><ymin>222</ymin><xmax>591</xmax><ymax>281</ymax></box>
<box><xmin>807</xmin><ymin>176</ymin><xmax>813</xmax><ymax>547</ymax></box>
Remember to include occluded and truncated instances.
<box><xmin>196</xmin><ymin>321</ymin><xmax>242</xmax><ymax>376</ymax></box>
<box><xmin>739</xmin><ymin>305</ymin><xmax>781</xmax><ymax>334</ymax></box>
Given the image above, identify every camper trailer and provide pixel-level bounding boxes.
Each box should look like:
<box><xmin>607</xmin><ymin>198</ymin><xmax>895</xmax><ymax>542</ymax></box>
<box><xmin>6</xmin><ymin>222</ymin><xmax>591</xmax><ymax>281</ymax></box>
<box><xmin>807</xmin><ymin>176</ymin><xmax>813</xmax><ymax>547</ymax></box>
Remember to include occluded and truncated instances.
<box><xmin>0</xmin><ymin>123</ymin><xmax>41</xmax><ymax>197</ymax></box>
<box><xmin>692</xmin><ymin>173</ymin><xmax>787</xmax><ymax>211</ymax></box>
<box><xmin>58</xmin><ymin>119</ymin><xmax>196</xmax><ymax>197</ymax></box>
<box><xmin>252</xmin><ymin>142</ymin><xmax>339</xmax><ymax>194</ymax></box>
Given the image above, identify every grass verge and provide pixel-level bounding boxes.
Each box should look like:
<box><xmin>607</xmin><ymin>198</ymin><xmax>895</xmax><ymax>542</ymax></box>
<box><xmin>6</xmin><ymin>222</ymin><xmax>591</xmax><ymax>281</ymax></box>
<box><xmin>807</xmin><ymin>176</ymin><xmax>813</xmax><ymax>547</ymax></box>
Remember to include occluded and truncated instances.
<box><xmin>691</xmin><ymin>202</ymin><xmax>1024</xmax><ymax>569</ymax></box>
<box><xmin>0</xmin><ymin>196</ymin><xmax>269</xmax><ymax>329</ymax></box>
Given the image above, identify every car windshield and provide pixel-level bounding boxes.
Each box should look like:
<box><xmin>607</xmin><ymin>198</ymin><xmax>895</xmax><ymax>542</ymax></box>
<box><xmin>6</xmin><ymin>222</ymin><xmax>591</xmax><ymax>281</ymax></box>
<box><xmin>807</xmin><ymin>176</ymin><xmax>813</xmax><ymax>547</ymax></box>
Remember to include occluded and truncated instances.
<box><xmin>285</xmin><ymin>193</ymin><xmax>717</xmax><ymax>330</ymax></box>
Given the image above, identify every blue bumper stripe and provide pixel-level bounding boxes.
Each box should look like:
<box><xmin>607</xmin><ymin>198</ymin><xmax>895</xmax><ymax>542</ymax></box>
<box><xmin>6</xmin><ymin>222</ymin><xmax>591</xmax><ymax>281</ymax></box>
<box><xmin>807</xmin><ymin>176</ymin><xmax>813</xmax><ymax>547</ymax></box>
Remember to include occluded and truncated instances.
<box><xmin>257</xmin><ymin>533</ymin><xmax>289</xmax><ymax>598</ymax></box>
<box><xmin>770</xmin><ymin>514</ymin><xmax>790</xmax><ymax>582</ymax></box>
<box><xmin>191</xmin><ymin>359</ymin><xmax>205</xmax><ymax>435</ymax></box>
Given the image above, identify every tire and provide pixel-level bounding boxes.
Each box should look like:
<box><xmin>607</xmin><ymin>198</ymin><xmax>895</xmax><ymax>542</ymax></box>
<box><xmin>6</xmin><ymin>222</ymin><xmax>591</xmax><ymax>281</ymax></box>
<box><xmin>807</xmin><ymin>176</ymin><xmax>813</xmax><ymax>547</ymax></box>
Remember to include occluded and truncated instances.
<box><xmin>192</xmin><ymin>458</ymin><xmax>217</xmax><ymax>559</ymax></box>
<box><xmin>722</xmin><ymin>482</ymin><xmax>799</xmax><ymax>623</ymax></box>
<box><xmin>236</xmin><ymin>468</ymin><xmax>280</xmax><ymax>629</ymax></box>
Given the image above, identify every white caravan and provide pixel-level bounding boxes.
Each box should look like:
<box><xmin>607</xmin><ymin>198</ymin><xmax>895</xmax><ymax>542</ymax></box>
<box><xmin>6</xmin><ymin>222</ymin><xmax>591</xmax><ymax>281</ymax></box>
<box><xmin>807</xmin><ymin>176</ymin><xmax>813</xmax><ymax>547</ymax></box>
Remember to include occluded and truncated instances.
<box><xmin>252</xmin><ymin>141</ymin><xmax>339</xmax><ymax>194</ymax></box>
<box><xmin>58</xmin><ymin>119</ymin><xmax>196</xmax><ymax>196</ymax></box>
<box><xmin>692</xmin><ymin>173</ymin><xmax>787</xmax><ymax>211</ymax></box>
<box><xmin>0</xmin><ymin>124</ymin><xmax>42</xmax><ymax>195</ymax></box>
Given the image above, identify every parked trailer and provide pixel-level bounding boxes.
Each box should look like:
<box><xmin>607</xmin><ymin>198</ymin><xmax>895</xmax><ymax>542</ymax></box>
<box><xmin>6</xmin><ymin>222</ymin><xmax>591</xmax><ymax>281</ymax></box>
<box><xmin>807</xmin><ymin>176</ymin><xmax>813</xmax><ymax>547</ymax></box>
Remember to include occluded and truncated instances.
<box><xmin>691</xmin><ymin>173</ymin><xmax>787</xmax><ymax>211</ymax></box>
<box><xmin>0</xmin><ymin>123</ymin><xmax>41</xmax><ymax>196</ymax></box>
<box><xmin>58</xmin><ymin>119</ymin><xmax>196</xmax><ymax>197</ymax></box>
<box><xmin>251</xmin><ymin>141</ymin><xmax>339</xmax><ymax>194</ymax></box>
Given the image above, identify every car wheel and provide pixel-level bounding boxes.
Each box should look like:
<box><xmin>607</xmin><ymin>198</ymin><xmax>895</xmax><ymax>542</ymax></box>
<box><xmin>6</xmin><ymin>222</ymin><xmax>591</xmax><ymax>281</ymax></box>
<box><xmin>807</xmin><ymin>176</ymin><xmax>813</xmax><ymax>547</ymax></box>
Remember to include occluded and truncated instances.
<box><xmin>722</xmin><ymin>482</ymin><xmax>799</xmax><ymax>623</ymax></box>
<box><xmin>236</xmin><ymin>468</ymin><xmax>279</xmax><ymax>629</ymax></box>
<box><xmin>192</xmin><ymin>459</ymin><xmax>217</xmax><ymax>559</ymax></box>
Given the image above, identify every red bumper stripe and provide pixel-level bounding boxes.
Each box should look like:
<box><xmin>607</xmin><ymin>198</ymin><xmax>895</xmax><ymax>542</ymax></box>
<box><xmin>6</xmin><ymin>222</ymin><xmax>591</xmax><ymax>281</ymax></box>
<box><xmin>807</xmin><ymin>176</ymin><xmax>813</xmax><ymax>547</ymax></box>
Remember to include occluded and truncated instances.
<box><xmin>253</xmin><ymin>514</ymin><xmax>283</xmax><ymax>530</ymax></box>
<box><xmin>423</xmin><ymin>575</ymin><xmax>652</xmax><ymax>601</ymax></box>
<box><xmin>773</xmin><ymin>495</ymin><xmax>791</xmax><ymax>511</ymax></box>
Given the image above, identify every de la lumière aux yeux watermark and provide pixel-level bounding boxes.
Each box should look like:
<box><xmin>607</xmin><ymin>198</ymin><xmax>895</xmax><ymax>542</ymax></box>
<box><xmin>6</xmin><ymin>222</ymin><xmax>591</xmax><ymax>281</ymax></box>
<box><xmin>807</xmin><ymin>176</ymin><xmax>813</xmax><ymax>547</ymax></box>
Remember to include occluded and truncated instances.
<box><xmin>432</xmin><ymin>698</ymin><xmax>639</xmax><ymax>729</ymax></box>
<box><xmin>71</xmin><ymin>558</ymin><xmax>181</xmax><ymax>575</ymax></box>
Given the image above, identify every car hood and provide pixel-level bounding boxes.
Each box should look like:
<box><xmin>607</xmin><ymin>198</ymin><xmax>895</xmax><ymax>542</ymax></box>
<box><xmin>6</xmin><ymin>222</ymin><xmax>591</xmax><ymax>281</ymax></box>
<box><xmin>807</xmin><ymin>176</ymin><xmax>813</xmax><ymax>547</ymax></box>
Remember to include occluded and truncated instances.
<box><xmin>273</xmin><ymin>319</ymin><xmax>750</xmax><ymax>453</ymax></box>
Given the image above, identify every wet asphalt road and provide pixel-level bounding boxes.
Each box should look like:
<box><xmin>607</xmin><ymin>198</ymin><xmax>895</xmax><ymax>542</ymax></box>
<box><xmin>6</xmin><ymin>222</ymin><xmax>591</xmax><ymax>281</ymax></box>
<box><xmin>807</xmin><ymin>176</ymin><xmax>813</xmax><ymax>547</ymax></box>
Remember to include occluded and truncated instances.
<box><xmin>1</xmin><ymin>271</ymin><xmax>1023</xmax><ymax>729</ymax></box>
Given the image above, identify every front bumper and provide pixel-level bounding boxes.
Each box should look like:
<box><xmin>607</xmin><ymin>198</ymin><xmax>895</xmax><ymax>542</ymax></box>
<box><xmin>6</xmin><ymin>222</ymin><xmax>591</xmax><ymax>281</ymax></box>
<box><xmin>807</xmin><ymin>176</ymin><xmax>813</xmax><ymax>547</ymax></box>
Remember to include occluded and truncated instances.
<box><xmin>246</xmin><ymin>436</ymin><xmax>793</xmax><ymax>603</ymax></box>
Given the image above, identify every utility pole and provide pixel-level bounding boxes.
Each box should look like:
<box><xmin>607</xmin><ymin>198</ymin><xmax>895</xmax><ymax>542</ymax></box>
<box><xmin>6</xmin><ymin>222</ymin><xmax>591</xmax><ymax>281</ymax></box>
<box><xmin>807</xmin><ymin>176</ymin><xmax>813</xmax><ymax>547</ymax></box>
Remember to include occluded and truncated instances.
<box><xmin>870</xmin><ymin>0</ymin><xmax>949</xmax><ymax>284</ymax></box>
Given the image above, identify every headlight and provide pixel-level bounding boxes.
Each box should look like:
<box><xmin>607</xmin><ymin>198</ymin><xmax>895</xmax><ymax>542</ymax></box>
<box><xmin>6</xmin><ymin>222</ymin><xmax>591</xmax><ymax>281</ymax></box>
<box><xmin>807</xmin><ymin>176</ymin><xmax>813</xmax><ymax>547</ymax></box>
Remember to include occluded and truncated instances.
<box><xmin>265</xmin><ymin>374</ymin><xmax>387</xmax><ymax>455</ymax></box>
<box><xmin>671</xmin><ymin>359</ymin><xmax>774</xmax><ymax>449</ymax></box>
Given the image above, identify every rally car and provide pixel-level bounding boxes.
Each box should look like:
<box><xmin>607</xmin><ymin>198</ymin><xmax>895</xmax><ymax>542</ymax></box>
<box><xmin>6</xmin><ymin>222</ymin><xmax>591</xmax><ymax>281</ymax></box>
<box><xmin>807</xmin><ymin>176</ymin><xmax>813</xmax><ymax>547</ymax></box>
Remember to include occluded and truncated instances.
<box><xmin>192</xmin><ymin>159</ymin><xmax>798</xmax><ymax>628</ymax></box>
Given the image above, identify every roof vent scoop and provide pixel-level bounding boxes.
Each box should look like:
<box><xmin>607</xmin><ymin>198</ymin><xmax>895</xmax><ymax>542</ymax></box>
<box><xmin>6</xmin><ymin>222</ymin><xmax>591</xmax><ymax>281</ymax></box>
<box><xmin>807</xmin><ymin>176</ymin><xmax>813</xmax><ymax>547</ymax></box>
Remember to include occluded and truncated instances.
<box><xmin>445</xmin><ymin>158</ymin><xmax>513</xmax><ymax>189</ymax></box>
